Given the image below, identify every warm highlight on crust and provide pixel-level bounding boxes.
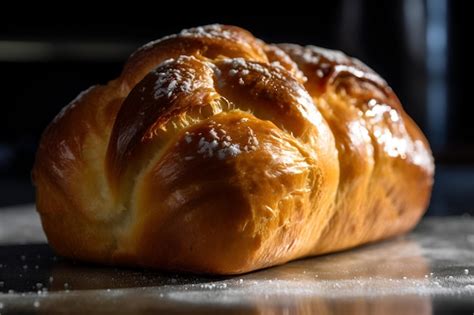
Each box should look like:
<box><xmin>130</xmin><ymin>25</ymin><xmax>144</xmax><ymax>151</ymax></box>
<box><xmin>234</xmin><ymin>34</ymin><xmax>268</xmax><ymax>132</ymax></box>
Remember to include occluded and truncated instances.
<box><xmin>32</xmin><ymin>24</ymin><xmax>434</xmax><ymax>274</ymax></box>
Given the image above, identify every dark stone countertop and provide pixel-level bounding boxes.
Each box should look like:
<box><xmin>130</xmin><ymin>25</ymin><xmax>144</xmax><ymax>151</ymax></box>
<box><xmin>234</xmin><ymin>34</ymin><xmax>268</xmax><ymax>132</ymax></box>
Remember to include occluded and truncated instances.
<box><xmin>0</xmin><ymin>205</ymin><xmax>473</xmax><ymax>314</ymax></box>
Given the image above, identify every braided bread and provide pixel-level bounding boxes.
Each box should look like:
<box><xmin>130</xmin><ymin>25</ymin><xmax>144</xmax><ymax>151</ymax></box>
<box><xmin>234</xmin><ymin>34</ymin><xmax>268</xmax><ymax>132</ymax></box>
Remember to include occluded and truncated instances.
<box><xmin>32</xmin><ymin>24</ymin><xmax>434</xmax><ymax>274</ymax></box>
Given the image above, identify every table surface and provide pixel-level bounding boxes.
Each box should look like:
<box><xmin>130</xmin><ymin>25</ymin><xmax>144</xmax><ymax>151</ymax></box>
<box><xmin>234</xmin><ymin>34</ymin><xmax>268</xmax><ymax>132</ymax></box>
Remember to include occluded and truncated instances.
<box><xmin>0</xmin><ymin>205</ymin><xmax>473</xmax><ymax>315</ymax></box>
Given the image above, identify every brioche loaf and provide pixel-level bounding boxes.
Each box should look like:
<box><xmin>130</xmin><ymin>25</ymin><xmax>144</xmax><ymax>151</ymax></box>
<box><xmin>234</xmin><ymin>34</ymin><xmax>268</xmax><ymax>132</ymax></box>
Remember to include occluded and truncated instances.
<box><xmin>32</xmin><ymin>24</ymin><xmax>434</xmax><ymax>274</ymax></box>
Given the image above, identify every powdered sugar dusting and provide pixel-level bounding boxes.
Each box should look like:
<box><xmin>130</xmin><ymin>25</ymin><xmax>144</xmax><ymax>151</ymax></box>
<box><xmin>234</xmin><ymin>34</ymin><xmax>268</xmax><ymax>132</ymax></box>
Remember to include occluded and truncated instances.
<box><xmin>182</xmin><ymin>120</ymin><xmax>259</xmax><ymax>160</ymax></box>
<box><xmin>151</xmin><ymin>56</ymin><xmax>211</xmax><ymax>100</ymax></box>
<box><xmin>208</xmin><ymin>128</ymin><xmax>219</xmax><ymax>139</ymax></box>
<box><xmin>197</xmin><ymin>136</ymin><xmax>219</xmax><ymax>157</ymax></box>
<box><xmin>223</xmin><ymin>58</ymin><xmax>277</xmax><ymax>80</ymax></box>
<box><xmin>180</xmin><ymin>24</ymin><xmax>234</xmax><ymax>41</ymax></box>
<box><xmin>281</xmin><ymin>44</ymin><xmax>364</xmax><ymax>75</ymax></box>
<box><xmin>305</xmin><ymin>45</ymin><xmax>349</xmax><ymax>64</ymax></box>
<box><xmin>132</xmin><ymin>24</ymin><xmax>236</xmax><ymax>59</ymax></box>
<box><xmin>270</xmin><ymin>61</ymin><xmax>283</xmax><ymax>68</ymax></box>
<box><xmin>217</xmin><ymin>142</ymin><xmax>242</xmax><ymax>160</ymax></box>
<box><xmin>184</xmin><ymin>132</ymin><xmax>193</xmax><ymax>144</ymax></box>
<box><xmin>243</xmin><ymin>126</ymin><xmax>259</xmax><ymax>152</ymax></box>
<box><xmin>301</xmin><ymin>47</ymin><xmax>321</xmax><ymax>64</ymax></box>
<box><xmin>220</xmin><ymin>58</ymin><xmax>291</xmax><ymax>87</ymax></box>
<box><xmin>281</xmin><ymin>44</ymin><xmax>348</xmax><ymax>66</ymax></box>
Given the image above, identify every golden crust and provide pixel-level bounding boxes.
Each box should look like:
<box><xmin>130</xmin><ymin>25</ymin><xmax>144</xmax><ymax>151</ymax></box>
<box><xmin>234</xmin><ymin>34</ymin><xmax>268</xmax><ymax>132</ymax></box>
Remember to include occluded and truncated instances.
<box><xmin>32</xmin><ymin>24</ymin><xmax>434</xmax><ymax>274</ymax></box>
<box><xmin>279</xmin><ymin>44</ymin><xmax>434</xmax><ymax>252</ymax></box>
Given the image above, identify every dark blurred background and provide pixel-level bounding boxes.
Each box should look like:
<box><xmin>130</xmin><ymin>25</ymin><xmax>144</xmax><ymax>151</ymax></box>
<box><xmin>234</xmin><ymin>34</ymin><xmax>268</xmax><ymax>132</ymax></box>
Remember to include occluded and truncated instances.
<box><xmin>1</xmin><ymin>5</ymin><xmax>473</xmax><ymax>215</ymax></box>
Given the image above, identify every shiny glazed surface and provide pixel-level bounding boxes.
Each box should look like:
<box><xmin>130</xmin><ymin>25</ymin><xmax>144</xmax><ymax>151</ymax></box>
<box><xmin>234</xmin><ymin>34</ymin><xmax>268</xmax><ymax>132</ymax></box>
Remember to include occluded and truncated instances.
<box><xmin>32</xmin><ymin>24</ymin><xmax>434</xmax><ymax>274</ymax></box>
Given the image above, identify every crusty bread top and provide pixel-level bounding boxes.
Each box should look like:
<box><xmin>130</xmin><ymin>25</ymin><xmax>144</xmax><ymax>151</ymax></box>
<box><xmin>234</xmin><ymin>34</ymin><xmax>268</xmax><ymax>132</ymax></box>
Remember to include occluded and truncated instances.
<box><xmin>32</xmin><ymin>24</ymin><xmax>434</xmax><ymax>274</ymax></box>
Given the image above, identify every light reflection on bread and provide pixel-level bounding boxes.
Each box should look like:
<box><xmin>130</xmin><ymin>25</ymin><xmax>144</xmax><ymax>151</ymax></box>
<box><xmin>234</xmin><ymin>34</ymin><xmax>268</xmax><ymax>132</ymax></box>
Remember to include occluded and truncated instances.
<box><xmin>33</xmin><ymin>24</ymin><xmax>434</xmax><ymax>275</ymax></box>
